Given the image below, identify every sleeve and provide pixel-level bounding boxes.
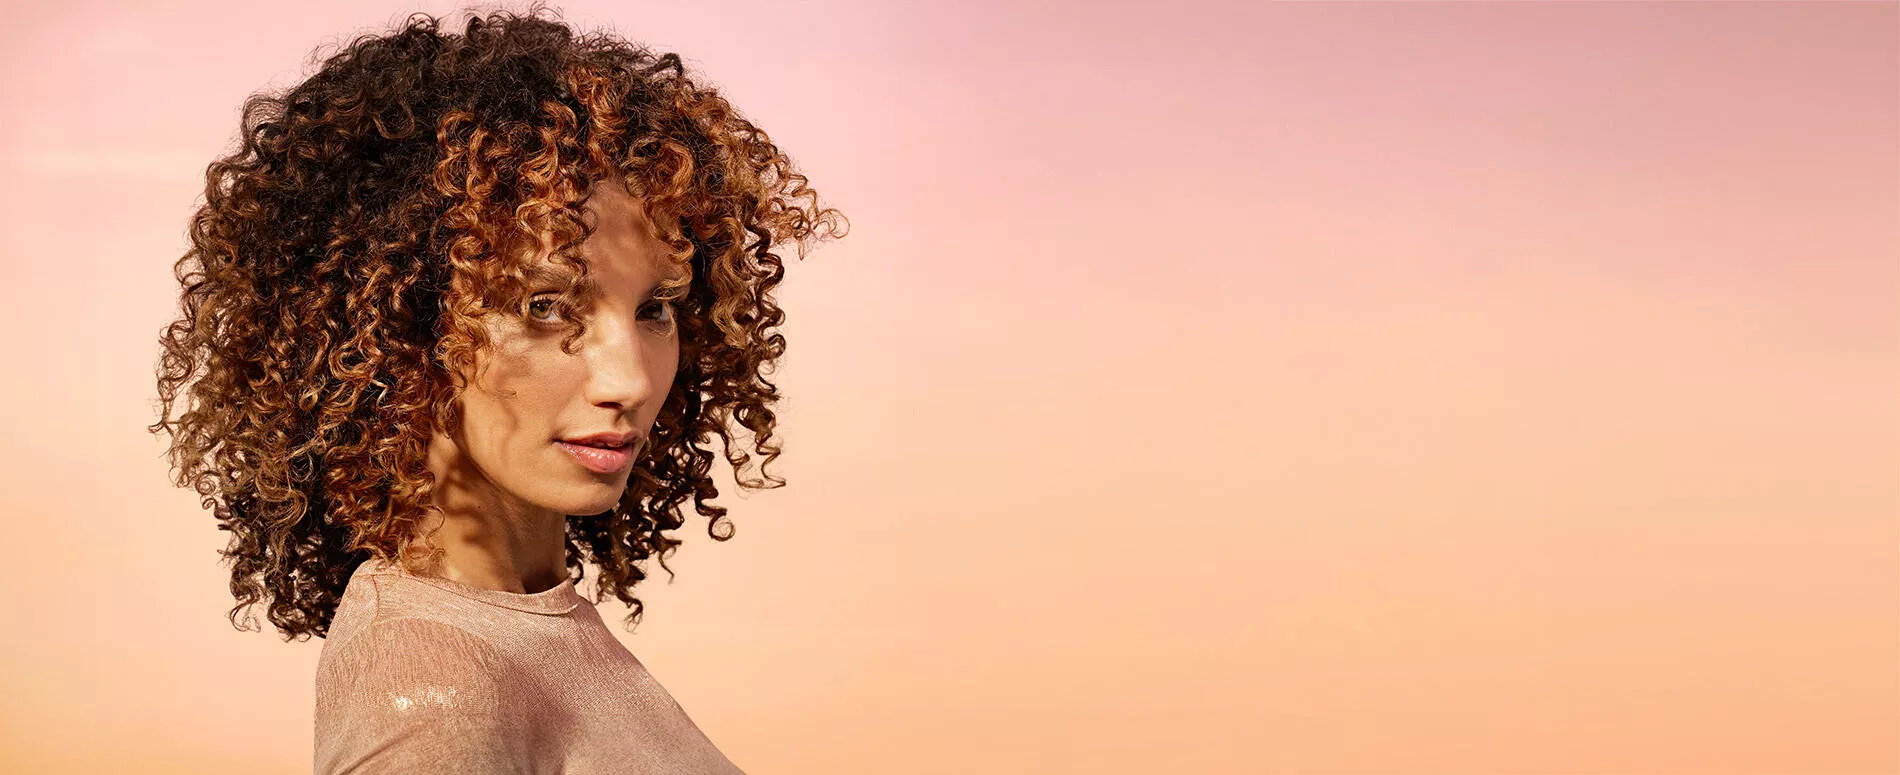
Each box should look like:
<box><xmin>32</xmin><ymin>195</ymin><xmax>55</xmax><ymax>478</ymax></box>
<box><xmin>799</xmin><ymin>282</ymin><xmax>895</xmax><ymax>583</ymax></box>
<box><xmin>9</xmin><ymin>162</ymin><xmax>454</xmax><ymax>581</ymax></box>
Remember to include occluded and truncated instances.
<box><xmin>313</xmin><ymin>618</ymin><xmax>539</xmax><ymax>775</ymax></box>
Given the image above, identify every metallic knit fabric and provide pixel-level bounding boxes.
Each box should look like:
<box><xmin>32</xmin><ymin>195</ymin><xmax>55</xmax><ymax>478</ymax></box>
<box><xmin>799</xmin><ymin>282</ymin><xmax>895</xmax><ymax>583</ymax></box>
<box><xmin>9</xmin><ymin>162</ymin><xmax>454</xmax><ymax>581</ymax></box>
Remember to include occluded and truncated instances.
<box><xmin>314</xmin><ymin>558</ymin><xmax>746</xmax><ymax>775</ymax></box>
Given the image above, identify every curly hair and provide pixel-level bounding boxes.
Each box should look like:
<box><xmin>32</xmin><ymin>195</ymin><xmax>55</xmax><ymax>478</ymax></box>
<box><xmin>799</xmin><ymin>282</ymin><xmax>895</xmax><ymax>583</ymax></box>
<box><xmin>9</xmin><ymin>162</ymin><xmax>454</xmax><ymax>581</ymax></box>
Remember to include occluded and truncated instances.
<box><xmin>149</xmin><ymin>5</ymin><xmax>847</xmax><ymax>642</ymax></box>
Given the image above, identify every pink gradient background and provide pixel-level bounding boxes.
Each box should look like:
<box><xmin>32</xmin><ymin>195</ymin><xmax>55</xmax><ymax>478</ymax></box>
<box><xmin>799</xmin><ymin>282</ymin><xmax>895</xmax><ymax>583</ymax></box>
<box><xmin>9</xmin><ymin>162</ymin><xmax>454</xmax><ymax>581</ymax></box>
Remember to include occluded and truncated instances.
<box><xmin>0</xmin><ymin>1</ymin><xmax>1894</xmax><ymax>772</ymax></box>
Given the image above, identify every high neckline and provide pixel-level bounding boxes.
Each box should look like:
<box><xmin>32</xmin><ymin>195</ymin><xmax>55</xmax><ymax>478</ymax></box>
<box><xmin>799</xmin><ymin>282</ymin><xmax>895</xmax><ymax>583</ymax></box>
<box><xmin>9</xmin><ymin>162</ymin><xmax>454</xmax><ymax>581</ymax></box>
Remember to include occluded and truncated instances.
<box><xmin>355</xmin><ymin>557</ymin><xmax>584</xmax><ymax>616</ymax></box>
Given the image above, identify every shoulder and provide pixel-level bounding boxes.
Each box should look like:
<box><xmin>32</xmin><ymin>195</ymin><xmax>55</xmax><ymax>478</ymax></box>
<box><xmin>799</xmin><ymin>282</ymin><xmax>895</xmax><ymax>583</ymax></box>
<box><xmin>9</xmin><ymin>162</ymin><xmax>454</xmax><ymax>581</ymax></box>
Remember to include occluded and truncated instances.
<box><xmin>321</xmin><ymin>569</ymin><xmax>498</xmax><ymax>670</ymax></box>
<box><xmin>315</xmin><ymin>615</ymin><xmax>520</xmax><ymax>729</ymax></box>
<box><xmin>314</xmin><ymin>618</ymin><xmax>538</xmax><ymax>774</ymax></box>
<box><xmin>319</xmin><ymin>616</ymin><xmax>514</xmax><ymax>706</ymax></box>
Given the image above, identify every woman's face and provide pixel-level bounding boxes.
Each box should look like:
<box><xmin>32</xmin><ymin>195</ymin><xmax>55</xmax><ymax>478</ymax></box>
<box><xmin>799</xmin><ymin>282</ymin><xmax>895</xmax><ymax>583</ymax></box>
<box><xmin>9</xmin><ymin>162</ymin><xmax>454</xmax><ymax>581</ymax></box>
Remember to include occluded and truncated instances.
<box><xmin>429</xmin><ymin>178</ymin><xmax>684</xmax><ymax>520</ymax></box>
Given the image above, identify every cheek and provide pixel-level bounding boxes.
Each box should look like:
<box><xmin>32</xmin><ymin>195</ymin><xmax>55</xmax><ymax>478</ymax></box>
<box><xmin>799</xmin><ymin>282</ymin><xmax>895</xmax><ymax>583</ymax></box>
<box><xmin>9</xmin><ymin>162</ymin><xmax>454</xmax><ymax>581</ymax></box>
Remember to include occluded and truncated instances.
<box><xmin>467</xmin><ymin>337</ymin><xmax>574</xmax><ymax>450</ymax></box>
<box><xmin>459</xmin><ymin>385</ymin><xmax>518</xmax><ymax>433</ymax></box>
<box><xmin>651</xmin><ymin>340</ymin><xmax>681</xmax><ymax>382</ymax></box>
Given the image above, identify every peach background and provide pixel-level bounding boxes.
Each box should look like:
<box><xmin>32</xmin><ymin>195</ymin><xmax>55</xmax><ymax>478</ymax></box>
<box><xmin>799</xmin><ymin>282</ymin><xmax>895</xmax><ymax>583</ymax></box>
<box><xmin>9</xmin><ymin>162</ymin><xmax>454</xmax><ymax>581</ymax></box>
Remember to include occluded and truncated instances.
<box><xmin>0</xmin><ymin>1</ymin><xmax>1894</xmax><ymax>772</ymax></box>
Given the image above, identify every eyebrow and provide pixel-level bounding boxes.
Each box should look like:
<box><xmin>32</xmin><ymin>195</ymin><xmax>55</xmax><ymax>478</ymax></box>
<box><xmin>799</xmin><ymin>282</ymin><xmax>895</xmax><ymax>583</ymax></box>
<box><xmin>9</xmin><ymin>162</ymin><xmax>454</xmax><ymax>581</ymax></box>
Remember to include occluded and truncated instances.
<box><xmin>644</xmin><ymin>264</ymin><xmax>692</xmax><ymax>292</ymax></box>
<box><xmin>525</xmin><ymin>260</ymin><xmax>688</xmax><ymax>299</ymax></box>
<box><xmin>523</xmin><ymin>260</ymin><xmax>582</xmax><ymax>286</ymax></box>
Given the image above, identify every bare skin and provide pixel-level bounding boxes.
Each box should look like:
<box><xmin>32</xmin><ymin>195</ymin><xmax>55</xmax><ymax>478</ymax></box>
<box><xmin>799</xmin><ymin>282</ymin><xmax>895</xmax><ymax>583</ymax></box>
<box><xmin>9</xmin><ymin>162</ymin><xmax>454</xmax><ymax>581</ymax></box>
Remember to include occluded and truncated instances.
<box><xmin>414</xmin><ymin>177</ymin><xmax>685</xmax><ymax>594</ymax></box>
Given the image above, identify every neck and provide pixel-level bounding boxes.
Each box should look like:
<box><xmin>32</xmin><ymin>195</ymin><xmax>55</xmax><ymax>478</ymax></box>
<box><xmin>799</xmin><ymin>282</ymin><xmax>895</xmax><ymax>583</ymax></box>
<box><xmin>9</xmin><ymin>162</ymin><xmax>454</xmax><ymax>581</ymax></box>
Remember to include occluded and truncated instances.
<box><xmin>415</xmin><ymin>431</ymin><xmax>570</xmax><ymax>595</ymax></box>
<box><xmin>416</xmin><ymin>502</ymin><xmax>569</xmax><ymax>595</ymax></box>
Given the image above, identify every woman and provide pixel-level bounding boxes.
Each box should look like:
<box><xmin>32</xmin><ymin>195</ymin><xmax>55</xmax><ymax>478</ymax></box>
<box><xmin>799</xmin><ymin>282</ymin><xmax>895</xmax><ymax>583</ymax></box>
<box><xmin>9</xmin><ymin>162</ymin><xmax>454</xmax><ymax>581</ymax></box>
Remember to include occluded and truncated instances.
<box><xmin>149</xmin><ymin>7</ymin><xmax>846</xmax><ymax>773</ymax></box>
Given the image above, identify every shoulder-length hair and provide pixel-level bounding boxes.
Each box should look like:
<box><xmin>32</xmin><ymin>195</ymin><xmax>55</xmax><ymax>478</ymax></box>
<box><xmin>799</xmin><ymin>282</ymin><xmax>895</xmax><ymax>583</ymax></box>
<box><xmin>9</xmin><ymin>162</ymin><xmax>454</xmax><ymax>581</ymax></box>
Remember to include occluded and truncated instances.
<box><xmin>150</xmin><ymin>5</ymin><xmax>847</xmax><ymax>640</ymax></box>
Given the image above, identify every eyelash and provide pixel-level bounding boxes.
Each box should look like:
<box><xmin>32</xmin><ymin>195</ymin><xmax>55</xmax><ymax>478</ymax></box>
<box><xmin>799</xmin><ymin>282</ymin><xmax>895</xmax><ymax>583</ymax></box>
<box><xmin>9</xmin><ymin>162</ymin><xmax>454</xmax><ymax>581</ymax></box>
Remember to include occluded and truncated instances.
<box><xmin>525</xmin><ymin>294</ymin><xmax>675</xmax><ymax>325</ymax></box>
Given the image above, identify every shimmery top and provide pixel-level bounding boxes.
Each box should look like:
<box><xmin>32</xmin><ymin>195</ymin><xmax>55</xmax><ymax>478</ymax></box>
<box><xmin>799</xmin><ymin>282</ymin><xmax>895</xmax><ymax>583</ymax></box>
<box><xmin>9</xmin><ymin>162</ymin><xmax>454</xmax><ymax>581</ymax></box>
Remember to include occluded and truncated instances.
<box><xmin>314</xmin><ymin>558</ymin><xmax>746</xmax><ymax>774</ymax></box>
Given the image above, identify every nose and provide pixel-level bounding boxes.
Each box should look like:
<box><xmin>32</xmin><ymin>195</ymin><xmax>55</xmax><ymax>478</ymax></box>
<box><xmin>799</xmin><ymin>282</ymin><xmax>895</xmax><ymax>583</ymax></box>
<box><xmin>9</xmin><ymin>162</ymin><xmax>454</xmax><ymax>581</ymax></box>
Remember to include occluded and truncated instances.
<box><xmin>577</xmin><ymin>306</ymin><xmax>661</xmax><ymax>412</ymax></box>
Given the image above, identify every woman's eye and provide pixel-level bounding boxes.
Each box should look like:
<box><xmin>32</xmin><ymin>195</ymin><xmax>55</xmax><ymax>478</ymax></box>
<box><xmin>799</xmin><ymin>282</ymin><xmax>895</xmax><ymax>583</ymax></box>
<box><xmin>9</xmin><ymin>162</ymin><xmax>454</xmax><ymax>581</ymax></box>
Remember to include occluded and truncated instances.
<box><xmin>642</xmin><ymin>300</ymin><xmax>676</xmax><ymax>325</ymax></box>
<box><xmin>524</xmin><ymin>294</ymin><xmax>671</xmax><ymax>327</ymax></box>
<box><xmin>525</xmin><ymin>295</ymin><xmax>563</xmax><ymax>322</ymax></box>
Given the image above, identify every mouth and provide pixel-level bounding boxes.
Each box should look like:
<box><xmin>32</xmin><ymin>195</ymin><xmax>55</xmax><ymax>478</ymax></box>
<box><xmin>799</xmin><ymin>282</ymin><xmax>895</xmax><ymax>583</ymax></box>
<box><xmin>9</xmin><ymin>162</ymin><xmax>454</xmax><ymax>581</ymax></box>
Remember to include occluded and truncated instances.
<box><xmin>555</xmin><ymin>434</ymin><xmax>639</xmax><ymax>474</ymax></box>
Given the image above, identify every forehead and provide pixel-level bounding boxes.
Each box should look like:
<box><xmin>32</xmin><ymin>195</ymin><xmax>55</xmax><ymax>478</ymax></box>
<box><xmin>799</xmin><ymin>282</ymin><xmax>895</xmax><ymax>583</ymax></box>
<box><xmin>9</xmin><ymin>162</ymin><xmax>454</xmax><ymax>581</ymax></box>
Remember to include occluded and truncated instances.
<box><xmin>572</xmin><ymin>178</ymin><xmax>673</xmax><ymax>280</ymax></box>
<box><xmin>524</xmin><ymin>178</ymin><xmax>682</xmax><ymax>284</ymax></box>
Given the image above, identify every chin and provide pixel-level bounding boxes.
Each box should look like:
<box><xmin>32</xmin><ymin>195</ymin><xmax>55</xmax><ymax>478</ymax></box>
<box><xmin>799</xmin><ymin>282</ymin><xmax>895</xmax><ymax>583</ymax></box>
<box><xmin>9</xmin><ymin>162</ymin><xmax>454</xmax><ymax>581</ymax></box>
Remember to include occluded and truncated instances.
<box><xmin>546</xmin><ymin>482</ymin><xmax>628</xmax><ymax>517</ymax></box>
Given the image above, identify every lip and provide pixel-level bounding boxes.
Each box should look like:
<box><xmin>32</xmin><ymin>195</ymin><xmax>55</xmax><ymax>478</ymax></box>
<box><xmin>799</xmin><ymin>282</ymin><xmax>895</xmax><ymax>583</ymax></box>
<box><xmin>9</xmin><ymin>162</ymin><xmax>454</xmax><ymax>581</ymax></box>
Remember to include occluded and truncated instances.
<box><xmin>561</xmin><ymin>431</ymin><xmax>641</xmax><ymax>448</ymax></box>
<box><xmin>555</xmin><ymin>431</ymin><xmax>642</xmax><ymax>474</ymax></box>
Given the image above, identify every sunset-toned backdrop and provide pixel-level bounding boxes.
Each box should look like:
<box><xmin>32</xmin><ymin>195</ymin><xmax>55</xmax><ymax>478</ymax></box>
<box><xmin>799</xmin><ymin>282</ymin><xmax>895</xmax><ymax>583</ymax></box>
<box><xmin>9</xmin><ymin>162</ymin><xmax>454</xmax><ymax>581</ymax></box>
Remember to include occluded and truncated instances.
<box><xmin>0</xmin><ymin>1</ymin><xmax>1894</xmax><ymax>772</ymax></box>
